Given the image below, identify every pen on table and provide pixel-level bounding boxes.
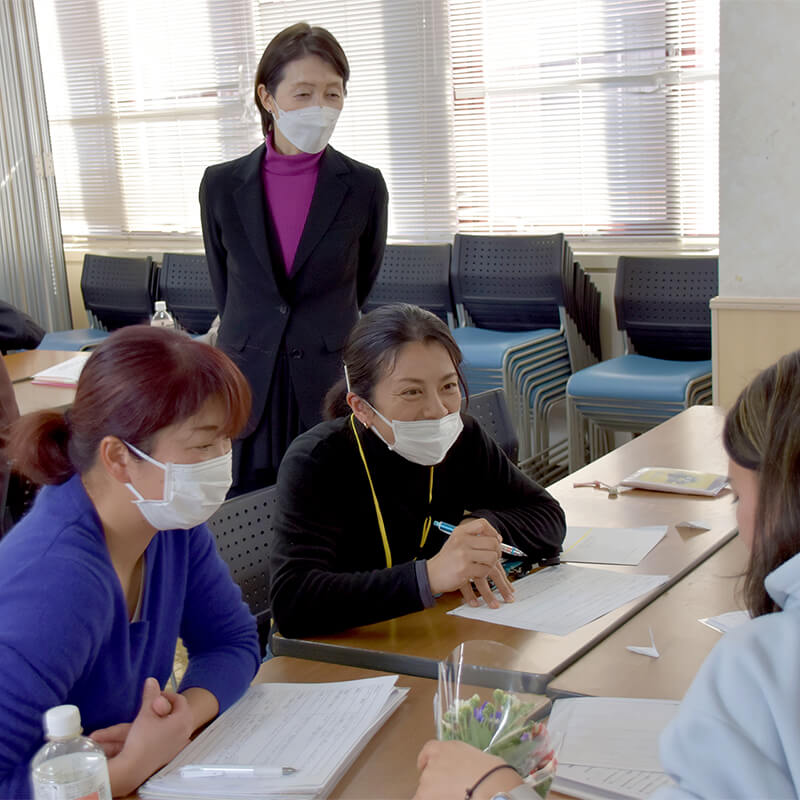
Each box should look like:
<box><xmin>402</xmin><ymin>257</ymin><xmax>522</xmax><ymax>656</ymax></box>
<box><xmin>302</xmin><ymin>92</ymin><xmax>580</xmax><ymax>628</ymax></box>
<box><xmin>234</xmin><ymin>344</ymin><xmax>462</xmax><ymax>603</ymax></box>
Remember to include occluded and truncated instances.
<box><xmin>179</xmin><ymin>764</ymin><xmax>298</xmax><ymax>778</ymax></box>
<box><xmin>432</xmin><ymin>520</ymin><xmax>528</xmax><ymax>558</ymax></box>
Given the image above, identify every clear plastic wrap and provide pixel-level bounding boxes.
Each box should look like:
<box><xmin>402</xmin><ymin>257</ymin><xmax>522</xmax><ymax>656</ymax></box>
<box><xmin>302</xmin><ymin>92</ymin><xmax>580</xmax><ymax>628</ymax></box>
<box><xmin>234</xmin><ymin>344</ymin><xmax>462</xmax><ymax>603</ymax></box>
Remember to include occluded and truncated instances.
<box><xmin>436</xmin><ymin>641</ymin><xmax>557</xmax><ymax>797</ymax></box>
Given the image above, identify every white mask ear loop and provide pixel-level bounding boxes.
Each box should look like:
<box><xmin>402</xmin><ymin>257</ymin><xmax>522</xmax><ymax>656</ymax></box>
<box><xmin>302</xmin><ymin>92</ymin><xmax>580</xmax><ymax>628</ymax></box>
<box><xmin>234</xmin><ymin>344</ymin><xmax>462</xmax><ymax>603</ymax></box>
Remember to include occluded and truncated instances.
<box><xmin>123</xmin><ymin>441</ymin><xmax>165</xmax><ymax>501</ymax></box>
<box><xmin>344</xmin><ymin>364</ymin><xmax>376</xmax><ymax>431</ymax></box>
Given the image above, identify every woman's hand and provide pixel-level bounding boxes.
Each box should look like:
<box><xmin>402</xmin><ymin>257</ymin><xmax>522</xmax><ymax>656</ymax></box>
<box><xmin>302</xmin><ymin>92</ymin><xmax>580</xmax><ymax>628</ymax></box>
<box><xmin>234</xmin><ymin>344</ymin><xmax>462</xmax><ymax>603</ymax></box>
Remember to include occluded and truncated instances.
<box><xmin>427</xmin><ymin>518</ymin><xmax>515</xmax><ymax>608</ymax></box>
<box><xmin>100</xmin><ymin>677</ymin><xmax>195</xmax><ymax>797</ymax></box>
<box><xmin>413</xmin><ymin>740</ymin><xmax>524</xmax><ymax>800</ymax></box>
<box><xmin>90</xmin><ymin>687</ymin><xmax>173</xmax><ymax>758</ymax></box>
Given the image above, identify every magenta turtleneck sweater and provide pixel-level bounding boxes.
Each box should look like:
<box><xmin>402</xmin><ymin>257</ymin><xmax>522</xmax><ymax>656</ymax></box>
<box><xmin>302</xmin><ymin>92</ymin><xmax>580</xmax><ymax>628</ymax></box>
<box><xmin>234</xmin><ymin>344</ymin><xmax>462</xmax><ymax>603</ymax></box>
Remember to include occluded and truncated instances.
<box><xmin>262</xmin><ymin>133</ymin><xmax>324</xmax><ymax>275</ymax></box>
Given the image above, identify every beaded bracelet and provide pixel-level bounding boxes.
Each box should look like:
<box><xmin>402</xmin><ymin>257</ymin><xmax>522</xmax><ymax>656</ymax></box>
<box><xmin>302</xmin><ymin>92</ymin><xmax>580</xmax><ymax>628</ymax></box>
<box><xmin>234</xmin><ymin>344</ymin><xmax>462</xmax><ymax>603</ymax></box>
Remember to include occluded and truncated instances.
<box><xmin>464</xmin><ymin>763</ymin><xmax>518</xmax><ymax>799</ymax></box>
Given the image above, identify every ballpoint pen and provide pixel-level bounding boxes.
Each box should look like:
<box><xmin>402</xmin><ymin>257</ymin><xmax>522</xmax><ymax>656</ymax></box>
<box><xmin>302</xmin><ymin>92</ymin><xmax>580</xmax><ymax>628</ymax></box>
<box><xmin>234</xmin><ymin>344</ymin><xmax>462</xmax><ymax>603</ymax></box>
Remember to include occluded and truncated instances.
<box><xmin>432</xmin><ymin>520</ymin><xmax>528</xmax><ymax>558</ymax></box>
<box><xmin>179</xmin><ymin>765</ymin><xmax>298</xmax><ymax>778</ymax></box>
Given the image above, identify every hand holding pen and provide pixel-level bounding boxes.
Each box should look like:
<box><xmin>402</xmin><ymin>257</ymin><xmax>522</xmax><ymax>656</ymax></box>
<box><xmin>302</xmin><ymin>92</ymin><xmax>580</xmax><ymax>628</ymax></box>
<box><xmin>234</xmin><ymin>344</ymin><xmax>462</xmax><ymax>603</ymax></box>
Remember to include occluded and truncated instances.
<box><xmin>426</xmin><ymin>517</ymin><xmax>515</xmax><ymax>608</ymax></box>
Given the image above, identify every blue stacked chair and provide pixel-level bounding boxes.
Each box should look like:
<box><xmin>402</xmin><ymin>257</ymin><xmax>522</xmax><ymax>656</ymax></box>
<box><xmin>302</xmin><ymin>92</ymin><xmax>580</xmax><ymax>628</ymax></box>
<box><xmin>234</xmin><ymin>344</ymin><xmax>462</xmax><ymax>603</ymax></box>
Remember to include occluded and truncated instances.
<box><xmin>362</xmin><ymin>243</ymin><xmax>454</xmax><ymax>324</ymax></box>
<box><xmin>38</xmin><ymin>254</ymin><xmax>155</xmax><ymax>350</ymax></box>
<box><xmin>449</xmin><ymin>233</ymin><xmax>573</xmax><ymax>468</ymax></box>
<box><xmin>566</xmin><ymin>255</ymin><xmax>718</xmax><ymax>470</ymax></box>
<box><xmin>159</xmin><ymin>253</ymin><xmax>218</xmax><ymax>335</ymax></box>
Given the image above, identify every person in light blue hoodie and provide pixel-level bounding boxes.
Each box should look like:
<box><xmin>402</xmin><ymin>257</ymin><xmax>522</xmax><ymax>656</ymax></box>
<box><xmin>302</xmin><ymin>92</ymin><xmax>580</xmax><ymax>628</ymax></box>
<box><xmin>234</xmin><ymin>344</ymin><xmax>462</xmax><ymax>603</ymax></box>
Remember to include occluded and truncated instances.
<box><xmin>655</xmin><ymin>348</ymin><xmax>800</xmax><ymax>799</ymax></box>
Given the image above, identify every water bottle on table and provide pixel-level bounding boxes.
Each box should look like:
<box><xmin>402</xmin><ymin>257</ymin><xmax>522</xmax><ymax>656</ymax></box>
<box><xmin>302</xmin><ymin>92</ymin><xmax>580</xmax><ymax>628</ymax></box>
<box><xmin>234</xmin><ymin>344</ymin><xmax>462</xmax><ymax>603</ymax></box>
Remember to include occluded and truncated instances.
<box><xmin>31</xmin><ymin>704</ymin><xmax>112</xmax><ymax>800</ymax></box>
<box><xmin>150</xmin><ymin>300</ymin><xmax>176</xmax><ymax>330</ymax></box>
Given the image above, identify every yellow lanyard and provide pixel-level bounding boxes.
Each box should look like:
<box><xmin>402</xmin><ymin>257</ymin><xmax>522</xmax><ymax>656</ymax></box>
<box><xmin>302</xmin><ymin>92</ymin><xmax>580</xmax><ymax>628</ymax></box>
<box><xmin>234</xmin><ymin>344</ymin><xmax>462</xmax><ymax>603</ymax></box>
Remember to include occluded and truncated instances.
<box><xmin>350</xmin><ymin>414</ymin><xmax>434</xmax><ymax>568</ymax></box>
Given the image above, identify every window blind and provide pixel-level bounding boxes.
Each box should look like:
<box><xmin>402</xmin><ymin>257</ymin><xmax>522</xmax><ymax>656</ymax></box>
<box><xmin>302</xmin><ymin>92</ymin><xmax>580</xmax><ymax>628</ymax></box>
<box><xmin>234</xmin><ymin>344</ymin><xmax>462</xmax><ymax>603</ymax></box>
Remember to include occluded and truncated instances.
<box><xmin>448</xmin><ymin>0</ymin><xmax>719</xmax><ymax>239</ymax></box>
<box><xmin>32</xmin><ymin>0</ymin><xmax>456</xmax><ymax>245</ymax></box>
<box><xmin>33</xmin><ymin>0</ymin><xmax>717</xmax><ymax>247</ymax></box>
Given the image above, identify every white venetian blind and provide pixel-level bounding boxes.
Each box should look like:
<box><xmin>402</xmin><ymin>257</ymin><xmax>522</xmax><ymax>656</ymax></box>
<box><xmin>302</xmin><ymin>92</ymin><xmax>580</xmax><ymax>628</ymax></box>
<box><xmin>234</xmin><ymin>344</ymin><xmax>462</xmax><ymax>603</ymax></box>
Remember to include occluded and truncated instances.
<box><xmin>448</xmin><ymin>0</ymin><xmax>719</xmax><ymax>239</ymax></box>
<box><xmin>32</xmin><ymin>0</ymin><xmax>456</xmax><ymax>245</ymax></box>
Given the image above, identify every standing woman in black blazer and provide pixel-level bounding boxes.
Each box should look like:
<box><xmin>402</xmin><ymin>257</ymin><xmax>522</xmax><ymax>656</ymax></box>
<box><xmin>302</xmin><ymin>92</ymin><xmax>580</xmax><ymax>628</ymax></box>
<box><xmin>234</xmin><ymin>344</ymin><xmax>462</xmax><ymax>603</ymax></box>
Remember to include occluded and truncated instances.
<box><xmin>200</xmin><ymin>23</ymin><xmax>388</xmax><ymax>495</ymax></box>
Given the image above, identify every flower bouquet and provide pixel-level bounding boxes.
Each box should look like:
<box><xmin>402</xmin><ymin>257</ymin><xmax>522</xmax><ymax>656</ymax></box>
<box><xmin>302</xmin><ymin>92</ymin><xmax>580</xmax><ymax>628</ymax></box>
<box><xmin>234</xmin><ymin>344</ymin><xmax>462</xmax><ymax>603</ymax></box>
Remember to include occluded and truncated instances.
<box><xmin>436</xmin><ymin>642</ymin><xmax>557</xmax><ymax>798</ymax></box>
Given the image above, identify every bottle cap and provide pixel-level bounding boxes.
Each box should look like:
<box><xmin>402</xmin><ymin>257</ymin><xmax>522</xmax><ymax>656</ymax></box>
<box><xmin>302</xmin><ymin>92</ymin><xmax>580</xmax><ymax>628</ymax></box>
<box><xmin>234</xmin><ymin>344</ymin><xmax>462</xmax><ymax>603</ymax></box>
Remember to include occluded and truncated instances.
<box><xmin>154</xmin><ymin>300</ymin><xmax>167</xmax><ymax>312</ymax></box>
<box><xmin>44</xmin><ymin>705</ymin><xmax>82</xmax><ymax>738</ymax></box>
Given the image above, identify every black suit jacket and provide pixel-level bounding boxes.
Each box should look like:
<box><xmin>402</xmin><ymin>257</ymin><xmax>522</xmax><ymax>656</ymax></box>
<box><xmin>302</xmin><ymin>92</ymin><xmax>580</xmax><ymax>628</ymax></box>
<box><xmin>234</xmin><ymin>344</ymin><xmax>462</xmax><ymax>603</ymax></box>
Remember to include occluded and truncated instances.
<box><xmin>199</xmin><ymin>143</ymin><xmax>388</xmax><ymax>430</ymax></box>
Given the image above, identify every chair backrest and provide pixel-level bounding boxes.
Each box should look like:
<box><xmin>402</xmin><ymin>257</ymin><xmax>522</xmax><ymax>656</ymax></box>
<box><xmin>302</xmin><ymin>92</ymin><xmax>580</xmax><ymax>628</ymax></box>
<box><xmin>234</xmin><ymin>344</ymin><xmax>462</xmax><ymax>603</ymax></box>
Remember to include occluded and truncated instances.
<box><xmin>464</xmin><ymin>388</ymin><xmax>519</xmax><ymax>463</ymax></box>
<box><xmin>614</xmin><ymin>256</ymin><xmax>719</xmax><ymax>360</ymax></box>
<box><xmin>80</xmin><ymin>254</ymin><xmax>155</xmax><ymax>330</ymax></box>
<box><xmin>362</xmin><ymin>243</ymin><xmax>454</xmax><ymax>323</ymax></box>
<box><xmin>451</xmin><ymin>234</ymin><xmax>566</xmax><ymax>331</ymax></box>
<box><xmin>207</xmin><ymin>485</ymin><xmax>278</xmax><ymax>644</ymax></box>
<box><xmin>159</xmin><ymin>253</ymin><xmax>218</xmax><ymax>334</ymax></box>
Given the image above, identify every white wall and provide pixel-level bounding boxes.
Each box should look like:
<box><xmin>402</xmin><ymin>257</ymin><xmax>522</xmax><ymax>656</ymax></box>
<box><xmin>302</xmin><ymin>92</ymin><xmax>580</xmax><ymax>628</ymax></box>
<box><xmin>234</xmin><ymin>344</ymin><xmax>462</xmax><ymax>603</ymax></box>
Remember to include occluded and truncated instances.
<box><xmin>719</xmin><ymin>0</ymin><xmax>800</xmax><ymax>297</ymax></box>
<box><xmin>713</xmin><ymin>0</ymin><xmax>800</xmax><ymax>405</ymax></box>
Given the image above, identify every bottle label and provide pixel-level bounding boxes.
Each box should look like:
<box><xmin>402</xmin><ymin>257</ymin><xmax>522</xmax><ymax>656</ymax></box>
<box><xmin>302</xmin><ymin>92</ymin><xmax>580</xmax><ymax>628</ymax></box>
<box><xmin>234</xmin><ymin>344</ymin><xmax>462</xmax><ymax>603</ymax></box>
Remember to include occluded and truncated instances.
<box><xmin>35</xmin><ymin>785</ymin><xmax>108</xmax><ymax>800</ymax></box>
<box><xmin>151</xmin><ymin>318</ymin><xmax>174</xmax><ymax>328</ymax></box>
<box><xmin>32</xmin><ymin>754</ymin><xmax>112</xmax><ymax>800</ymax></box>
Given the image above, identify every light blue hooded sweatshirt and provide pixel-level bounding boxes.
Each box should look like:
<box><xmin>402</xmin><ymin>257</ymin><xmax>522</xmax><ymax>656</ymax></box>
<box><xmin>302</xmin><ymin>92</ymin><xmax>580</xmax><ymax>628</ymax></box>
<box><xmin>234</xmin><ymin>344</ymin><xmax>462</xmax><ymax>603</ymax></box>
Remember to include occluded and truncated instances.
<box><xmin>656</xmin><ymin>551</ymin><xmax>800</xmax><ymax>799</ymax></box>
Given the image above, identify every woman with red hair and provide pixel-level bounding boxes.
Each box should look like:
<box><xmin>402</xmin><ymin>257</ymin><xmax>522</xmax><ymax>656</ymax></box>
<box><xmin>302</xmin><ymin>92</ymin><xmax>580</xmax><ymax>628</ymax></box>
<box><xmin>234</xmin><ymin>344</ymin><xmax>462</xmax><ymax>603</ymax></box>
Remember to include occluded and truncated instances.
<box><xmin>0</xmin><ymin>326</ymin><xmax>260</xmax><ymax>799</ymax></box>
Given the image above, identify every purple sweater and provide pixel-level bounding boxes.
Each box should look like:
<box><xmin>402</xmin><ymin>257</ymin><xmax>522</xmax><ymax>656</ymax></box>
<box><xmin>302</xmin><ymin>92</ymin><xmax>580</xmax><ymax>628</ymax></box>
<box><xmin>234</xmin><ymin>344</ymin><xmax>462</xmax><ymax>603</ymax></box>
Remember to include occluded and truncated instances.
<box><xmin>0</xmin><ymin>474</ymin><xmax>260</xmax><ymax>799</ymax></box>
<box><xmin>262</xmin><ymin>134</ymin><xmax>324</xmax><ymax>275</ymax></box>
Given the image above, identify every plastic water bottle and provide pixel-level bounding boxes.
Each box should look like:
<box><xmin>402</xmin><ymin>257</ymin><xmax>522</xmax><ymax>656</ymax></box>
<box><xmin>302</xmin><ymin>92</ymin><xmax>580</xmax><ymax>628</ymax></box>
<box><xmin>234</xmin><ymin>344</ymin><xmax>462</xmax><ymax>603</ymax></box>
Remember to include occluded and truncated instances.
<box><xmin>31</xmin><ymin>705</ymin><xmax>112</xmax><ymax>800</ymax></box>
<box><xmin>151</xmin><ymin>300</ymin><xmax>176</xmax><ymax>329</ymax></box>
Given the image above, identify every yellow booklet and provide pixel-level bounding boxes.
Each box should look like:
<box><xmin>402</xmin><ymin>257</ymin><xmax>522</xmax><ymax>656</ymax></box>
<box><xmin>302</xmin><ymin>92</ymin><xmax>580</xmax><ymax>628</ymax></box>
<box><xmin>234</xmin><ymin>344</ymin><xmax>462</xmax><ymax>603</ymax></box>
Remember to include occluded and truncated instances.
<box><xmin>620</xmin><ymin>467</ymin><xmax>728</xmax><ymax>496</ymax></box>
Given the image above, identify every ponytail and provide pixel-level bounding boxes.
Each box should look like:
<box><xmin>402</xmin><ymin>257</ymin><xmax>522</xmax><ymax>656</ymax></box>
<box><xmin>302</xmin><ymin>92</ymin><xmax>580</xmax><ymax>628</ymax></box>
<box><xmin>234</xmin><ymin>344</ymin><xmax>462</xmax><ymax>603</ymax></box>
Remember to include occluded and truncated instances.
<box><xmin>6</xmin><ymin>410</ymin><xmax>73</xmax><ymax>485</ymax></box>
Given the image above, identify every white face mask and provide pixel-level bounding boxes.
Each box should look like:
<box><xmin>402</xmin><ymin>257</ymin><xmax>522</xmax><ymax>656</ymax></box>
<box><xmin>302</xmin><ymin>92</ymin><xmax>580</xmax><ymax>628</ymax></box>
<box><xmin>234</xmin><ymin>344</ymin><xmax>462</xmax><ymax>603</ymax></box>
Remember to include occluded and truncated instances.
<box><xmin>366</xmin><ymin>402</ymin><xmax>464</xmax><ymax>466</ymax></box>
<box><xmin>124</xmin><ymin>442</ymin><xmax>232</xmax><ymax>530</ymax></box>
<box><xmin>271</xmin><ymin>101</ymin><xmax>340</xmax><ymax>154</ymax></box>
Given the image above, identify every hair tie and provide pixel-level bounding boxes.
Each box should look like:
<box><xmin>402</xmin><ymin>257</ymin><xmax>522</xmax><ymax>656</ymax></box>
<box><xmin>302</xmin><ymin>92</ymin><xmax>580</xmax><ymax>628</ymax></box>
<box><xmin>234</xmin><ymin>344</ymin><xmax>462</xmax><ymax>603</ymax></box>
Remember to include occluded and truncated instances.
<box><xmin>464</xmin><ymin>764</ymin><xmax>518</xmax><ymax>799</ymax></box>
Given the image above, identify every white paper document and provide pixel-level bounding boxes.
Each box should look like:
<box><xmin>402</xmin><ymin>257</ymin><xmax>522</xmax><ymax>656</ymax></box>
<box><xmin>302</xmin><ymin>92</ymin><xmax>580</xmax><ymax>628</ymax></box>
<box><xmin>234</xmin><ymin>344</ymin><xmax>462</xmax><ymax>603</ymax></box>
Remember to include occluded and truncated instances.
<box><xmin>31</xmin><ymin>352</ymin><xmax>90</xmax><ymax>386</ymax></box>
<box><xmin>562</xmin><ymin>525</ymin><xmax>668</xmax><ymax>566</ymax></box>
<box><xmin>139</xmin><ymin>676</ymin><xmax>405</xmax><ymax>800</ymax></box>
<box><xmin>448</xmin><ymin>564</ymin><xmax>669</xmax><ymax>636</ymax></box>
<box><xmin>699</xmin><ymin>609</ymin><xmax>750</xmax><ymax>634</ymax></box>
<box><xmin>548</xmin><ymin>696</ymin><xmax>679</xmax><ymax>799</ymax></box>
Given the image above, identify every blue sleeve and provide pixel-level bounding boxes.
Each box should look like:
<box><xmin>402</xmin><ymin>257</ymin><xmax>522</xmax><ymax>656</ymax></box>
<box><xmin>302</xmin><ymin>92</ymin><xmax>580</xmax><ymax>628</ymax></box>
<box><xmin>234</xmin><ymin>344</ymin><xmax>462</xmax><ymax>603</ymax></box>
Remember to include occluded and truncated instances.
<box><xmin>178</xmin><ymin>525</ymin><xmax>260</xmax><ymax>712</ymax></box>
<box><xmin>0</xmin><ymin>556</ymin><xmax>109</xmax><ymax>800</ymax></box>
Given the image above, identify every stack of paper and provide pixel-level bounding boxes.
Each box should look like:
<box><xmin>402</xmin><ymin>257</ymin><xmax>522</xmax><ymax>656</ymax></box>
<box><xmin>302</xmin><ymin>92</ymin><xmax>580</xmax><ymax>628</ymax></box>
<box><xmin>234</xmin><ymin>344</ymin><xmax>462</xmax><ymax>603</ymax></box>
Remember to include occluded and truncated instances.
<box><xmin>31</xmin><ymin>352</ymin><xmax>91</xmax><ymax>387</ymax></box>
<box><xmin>139</xmin><ymin>676</ymin><xmax>407</xmax><ymax>800</ymax></box>
<box><xmin>547</xmin><ymin>696</ymin><xmax>679</xmax><ymax>799</ymax></box>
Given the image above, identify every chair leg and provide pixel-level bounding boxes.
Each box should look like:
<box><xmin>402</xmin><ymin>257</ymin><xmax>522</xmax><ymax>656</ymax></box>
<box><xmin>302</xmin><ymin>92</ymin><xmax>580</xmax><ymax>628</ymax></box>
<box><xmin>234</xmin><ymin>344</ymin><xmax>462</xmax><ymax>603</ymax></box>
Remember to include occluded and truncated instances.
<box><xmin>567</xmin><ymin>396</ymin><xmax>586</xmax><ymax>471</ymax></box>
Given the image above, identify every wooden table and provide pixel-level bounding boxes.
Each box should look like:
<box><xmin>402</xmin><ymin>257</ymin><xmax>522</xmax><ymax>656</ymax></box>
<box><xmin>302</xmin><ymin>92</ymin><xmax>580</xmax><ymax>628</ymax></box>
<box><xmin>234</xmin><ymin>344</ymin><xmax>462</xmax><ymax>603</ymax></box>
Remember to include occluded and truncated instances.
<box><xmin>4</xmin><ymin>350</ymin><xmax>77</xmax><ymax>414</ymax></box>
<box><xmin>548</xmin><ymin>532</ymin><xmax>747</xmax><ymax>700</ymax></box>
<box><xmin>273</xmin><ymin>406</ymin><xmax>738</xmax><ymax>692</ymax></box>
<box><xmin>129</xmin><ymin>657</ymin><xmax>550</xmax><ymax>800</ymax></box>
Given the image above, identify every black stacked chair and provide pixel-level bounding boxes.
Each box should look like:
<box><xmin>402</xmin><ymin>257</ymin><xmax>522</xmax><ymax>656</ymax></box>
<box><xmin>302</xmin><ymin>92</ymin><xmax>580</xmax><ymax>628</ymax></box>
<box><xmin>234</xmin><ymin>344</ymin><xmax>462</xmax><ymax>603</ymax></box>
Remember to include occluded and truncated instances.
<box><xmin>159</xmin><ymin>253</ymin><xmax>218</xmax><ymax>335</ymax></box>
<box><xmin>362</xmin><ymin>243</ymin><xmax>454</xmax><ymax>324</ymax></box>
<box><xmin>39</xmin><ymin>254</ymin><xmax>155</xmax><ymax>350</ymax></box>
<box><xmin>81</xmin><ymin>254</ymin><xmax>155</xmax><ymax>330</ymax></box>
